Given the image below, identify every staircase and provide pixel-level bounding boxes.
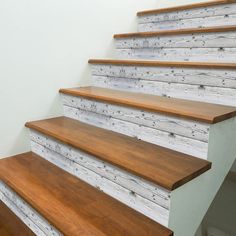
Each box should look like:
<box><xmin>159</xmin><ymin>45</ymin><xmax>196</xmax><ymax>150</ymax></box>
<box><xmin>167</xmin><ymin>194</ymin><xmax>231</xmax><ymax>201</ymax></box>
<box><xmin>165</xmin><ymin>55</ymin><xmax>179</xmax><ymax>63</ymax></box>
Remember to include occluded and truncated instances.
<box><xmin>1</xmin><ymin>1</ymin><xmax>236</xmax><ymax>235</ymax></box>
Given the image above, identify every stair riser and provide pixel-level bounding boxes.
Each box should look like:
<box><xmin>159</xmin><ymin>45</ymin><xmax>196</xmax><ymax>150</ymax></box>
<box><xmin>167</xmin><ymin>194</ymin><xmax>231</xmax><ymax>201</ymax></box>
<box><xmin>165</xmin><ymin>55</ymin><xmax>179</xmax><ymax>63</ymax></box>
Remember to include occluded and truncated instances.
<box><xmin>0</xmin><ymin>181</ymin><xmax>61</xmax><ymax>236</ymax></box>
<box><xmin>91</xmin><ymin>65</ymin><xmax>236</xmax><ymax>106</ymax></box>
<box><xmin>138</xmin><ymin>3</ymin><xmax>236</xmax><ymax>31</ymax></box>
<box><xmin>61</xmin><ymin>94</ymin><xmax>209</xmax><ymax>159</ymax></box>
<box><xmin>115</xmin><ymin>31</ymin><xmax>236</xmax><ymax>62</ymax></box>
<box><xmin>30</xmin><ymin>133</ymin><xmax>170</xmax><ymax>226</ymax></box>
<box><xmin>138</xmin><ymin>14</ymin><xmax>236</xmax><ymax>32</ymax></box>
<box><xmin>116</xmin><ymin>48</ymin><xmax>236</xmax><ymax>62</ymax></box>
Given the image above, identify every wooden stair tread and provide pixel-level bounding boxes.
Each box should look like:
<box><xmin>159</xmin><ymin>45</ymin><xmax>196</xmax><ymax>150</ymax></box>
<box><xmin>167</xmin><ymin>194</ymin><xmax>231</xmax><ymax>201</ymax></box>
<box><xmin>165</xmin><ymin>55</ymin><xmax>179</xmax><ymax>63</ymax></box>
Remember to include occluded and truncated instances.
<box><xmin>0</xmin><ymin>201</ymin><xmax>35</xmax><ymax>236</ymax></box>
<box><xmin>137</xmin><ymin>0</ymin><xmax>236</xmax><ymax>16</ymax></box>
<box><xmin>88</xmin><ymin>58</ymin><xmax>236</xmax><ymax>69</ymax></box>
<box><xmin>26</xmin><ymin>116</ymin><xmax>211</xmax><ymax>190</ymax></box>
<box><xmin>59</xmin><ymin>86</ymin><xmax>236</xmax><ymax>124</ymax></box>
<box><xmin>0</xmin><ymin>152</ymin><xmax>173</xmax><ymax>236</ymax></box>
<box><xmin>114</xmin><ymin>25</ymin><xmax>236</xmax><ymax>38</ymax></box>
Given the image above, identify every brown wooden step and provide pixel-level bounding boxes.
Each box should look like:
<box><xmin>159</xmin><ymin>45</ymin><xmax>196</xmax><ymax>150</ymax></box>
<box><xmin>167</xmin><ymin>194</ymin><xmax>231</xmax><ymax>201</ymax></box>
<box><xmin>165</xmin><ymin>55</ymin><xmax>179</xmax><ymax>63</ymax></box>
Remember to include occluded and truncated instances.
<box><xmin>26</xmin><ymin>116</ymin><xmax>211</xmax><ymax>190</ymax></box>
<box><xmin>114</xmin><ymin>25</ymin><xmax>236</xmax><ymax>38</ymax></box>
<box><xmin>0</xmin><ymin>152</ymin><xmax>173</xmax><ymax>236</ymax></box>
<box><xmin>88</xmin><ymin>59</ymin><xmax>236</xmax><ymax>69</ymax></box>
<box><xmin>59</xmin><ymin>86</ymin><xmax>236</xmax><ymax>124</ymax></box>
<box><xmin>137</xmin><ymin>0</ymin><xmax>236</xmax><ymax>16</ymax></box>
<box><xmin>0</xmin><ymin>201</ymin><xmax>35</xmax><ymax>236</ymax></box>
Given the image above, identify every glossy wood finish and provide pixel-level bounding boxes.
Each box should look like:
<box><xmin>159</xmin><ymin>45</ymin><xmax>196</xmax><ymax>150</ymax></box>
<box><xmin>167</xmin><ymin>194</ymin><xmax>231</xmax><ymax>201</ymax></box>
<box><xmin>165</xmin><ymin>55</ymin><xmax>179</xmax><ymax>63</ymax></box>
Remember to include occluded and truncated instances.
<box><xmin>137</xmin><ymin>0</ymin><xmax>236</xmax><ymax>16</ymax></box>
<box><xmin>114</xmin><ymin>25</ymin><xmax>236</xmax><ymax>38</ymax></box>
<box><xmin>0</xmin><ymin>152</ymin><xmax>173</xmax><ymax>236</ymax></box>
<box><xmin>26</xmin><ymin>116</ymin><xmax>211</xmax><ymax>190</ymax></box>
<box><xmin>0</xmin><ymin>201</ymin><xmax>35</xmax><ymax>236</ymax></box>
<box><xmin>59</xmin><ymin>86</ymin><xmax>236</xmax><ymax>123</ymax></box>
<box><xmin>88</xmin><ymin>59</ymin><xmax>236</xmax><ymax>69</ymax></box>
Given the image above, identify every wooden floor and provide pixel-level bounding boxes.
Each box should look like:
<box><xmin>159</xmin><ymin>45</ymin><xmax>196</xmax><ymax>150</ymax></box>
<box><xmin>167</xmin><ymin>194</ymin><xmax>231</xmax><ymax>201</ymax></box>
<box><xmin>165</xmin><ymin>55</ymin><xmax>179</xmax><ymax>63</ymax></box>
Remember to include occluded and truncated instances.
<box><xmin>0</xmin><ymin>201</ymin><xmax>34</xmax><ymax>236</ymax></box>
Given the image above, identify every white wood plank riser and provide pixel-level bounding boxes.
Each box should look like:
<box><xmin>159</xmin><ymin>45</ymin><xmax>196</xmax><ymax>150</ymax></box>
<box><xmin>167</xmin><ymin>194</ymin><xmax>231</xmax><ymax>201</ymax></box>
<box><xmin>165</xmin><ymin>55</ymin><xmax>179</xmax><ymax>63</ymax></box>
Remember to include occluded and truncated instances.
<box><xmin>29</xmin><ymin>132</ymin><xmax>170</xmax><ymax>226</ymax></box>
<box><xmin>61</xmin><ymin>94</ymin><xmax>209</xmax><ymax>159</ymax></box>
<box><xmin>116</xmin><ymin>32</ymin><xmax>236</xmax><ymax>48</ymax></box>
<box><xmin>115</xmin><ymin>31</ymin><xmax>236</xmax><ymax>62</ymax></box>
<box><xmin>138</xmin><ymin>14</ymin><xmax>236</xmax><ymax>32</ymax></box>
<box><xmin>91</xmin><ymin>65</ymin><xmax>236</xmax><ymax>106</ymax></box>
<box><xmin>116</xmin><ymin>47</ymin><xmax>236</xmax><ymax>62</ymax></box>
<box><xmin>138</xmin><ymin>3</ymin><xmax>236</xmax><ymax>31</ymax></box>
<box><xmin>0</xmin><ymin>181</ymin><xmax>62</xmax><ymax>236</ymax></box>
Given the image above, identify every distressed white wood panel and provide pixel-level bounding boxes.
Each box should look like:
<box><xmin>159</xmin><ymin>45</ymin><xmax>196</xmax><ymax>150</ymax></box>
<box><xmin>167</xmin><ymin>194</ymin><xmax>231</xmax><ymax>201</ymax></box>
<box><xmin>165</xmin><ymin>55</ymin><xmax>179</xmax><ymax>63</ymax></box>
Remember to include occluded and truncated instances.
<box><xmin>138</xmin><ymin>3</ymin><xmax>236</xmax><ymax>24</ymax></box>
<box><xmin>138</xmin><ymin>14</ymin><xmax>236</xmax><ymax>32</ymax></box>
<box><xmin>91</xmin><ymin>64</ymin><xmax>236</xmax><ymax>89</ymax></box>
<box><xmin>30</xmin><ymin>130</ymin><xmax>170</xmax><ymax>210</ymax></box>
<box><xmin>62</xmin><ymin>105</ymin><xmax>208</xmax><ymax>159</ymax></box>
<box><xmin>62</xmin><ymin>94</ymin><xmax>209</xmax><ymax>142</ymax></box>
<box><xmin>116</xmin><ymin>47</ymin><xmax>236</xmax><ymax>62</ymax></box>
<box><xmin>115</xmin><ymin>32</ymin><xmax>236</xmax><ymax>49</ymax></box>
<box><xmin>92</xmin><ymin>75</ymin><xmax>236</xmax><ymax>106</ymax></box>
<box><xmin>0</xmin><ymin>181</ymin><xmax>62</xmax><ymax>236</ymax></box>
<box><xmin>31</xmin><ymin>141</ymin><xmax>170</xmax><ymax>226</ymax></box>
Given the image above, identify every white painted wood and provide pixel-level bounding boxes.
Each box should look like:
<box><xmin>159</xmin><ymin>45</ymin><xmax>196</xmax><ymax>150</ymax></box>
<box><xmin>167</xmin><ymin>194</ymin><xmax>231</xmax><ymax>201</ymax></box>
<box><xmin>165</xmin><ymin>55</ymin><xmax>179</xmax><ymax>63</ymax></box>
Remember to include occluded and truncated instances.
<box><xmin>0</xmin><ymin>181</ymin><xmax>62</xmax><ymax>236</ymax></box>
<box><xmin>116</xmin><ymin>47</ymin><xmax>236</xmax><ymax>62</ymax></box>
<box><xmin>138</xmin><ymin>3</ymin><xmax>236</xmax><ymax>25</ymax></box>
<box><xmin>91</xmin><ymin>64</ymin><xmax>236</xmax><ymax>89</ymax></box>
<box><xmin>169</xmin><ymin>117</ymin><xmax>236</xmax><ymax>236</ymax></box>
<box><xmin>62</xmin><ymin>94</ymin><xmax>209</xmax><ymax>142</ymax></box>
<box><xmin>138</xmin><ymin>14</ymin><xmax>236</xmax><ymax>32</ymax></box>
<box><xmin>30</xmin><ymin>130</ymin><xmax>171</xmax><ymax>210</ymax></box>
<box><xmin>92</xmin><ymin>75</ymin><xmax>236</xmax><ymax>106</ymax></box>
<box><xmin>61</xmin><ymin>95</ymin><xmax>209</xmax><ymax>159</ymax></box>
<box><xmin>115</xmin><ymin>32</ymin><xmax>236</xmax><ymax>49</ymax></box>
<box><xmin>30</xmin><ymin>139</ymin><xmax>170</xmax><ymax>226</ymax></box>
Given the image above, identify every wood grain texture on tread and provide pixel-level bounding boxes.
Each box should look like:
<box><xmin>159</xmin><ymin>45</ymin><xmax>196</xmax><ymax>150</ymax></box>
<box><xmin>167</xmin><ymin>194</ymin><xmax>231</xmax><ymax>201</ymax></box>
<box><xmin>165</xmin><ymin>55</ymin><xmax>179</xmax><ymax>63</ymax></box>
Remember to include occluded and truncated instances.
<box><xmin>0</xmin><ymin>152</ymin><xmax>173</xmax><ymax>236</ymax></box>
<box><xmin>26</xmin><ymin>116</ymin><xmax>211</xmax><ymax>190</ymax></box>
<box><xmin>0</xmin><ymin>201</ymin><xmax>35</xmax><ymax>236</ymax></box>
<box><xmin>88</xmin><ymin>59</ymin><xmax>236</xmax><ymax>69</ymax></box>
<box><xmin>59</xmin><ymin>86</ymin><xmax>236</xmax><ymax>124</ymax></box>
<box><xmin>114</xmin><ymin>25</ymin><xmax>236</xmax><ymax>38</ymax></box>
<box><xmin>137</xmin><ymin>0</ymin><xmax>236</xmax><ymax>16</ymax></box>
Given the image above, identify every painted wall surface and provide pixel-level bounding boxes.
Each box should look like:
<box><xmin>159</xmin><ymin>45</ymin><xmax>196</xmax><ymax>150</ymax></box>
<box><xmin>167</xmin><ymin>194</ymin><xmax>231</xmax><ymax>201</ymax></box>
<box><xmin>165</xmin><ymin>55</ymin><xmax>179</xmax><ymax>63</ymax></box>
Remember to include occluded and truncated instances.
<box><xmin>202</xmin><ymin>178</ymin><xmax>236</xmax><ymax>236</ymax></box>
<box><xmin>0</xmin><ymin>0</ymin><xmax>208</xmax><ymax>157</ymax></box>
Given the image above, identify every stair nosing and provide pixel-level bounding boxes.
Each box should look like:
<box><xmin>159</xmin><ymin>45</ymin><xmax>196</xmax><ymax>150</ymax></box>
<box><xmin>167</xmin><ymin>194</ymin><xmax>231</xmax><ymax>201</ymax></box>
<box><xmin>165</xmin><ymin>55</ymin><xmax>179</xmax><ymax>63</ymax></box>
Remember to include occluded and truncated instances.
<box><xmin>88</xmin><ymin>59</ymin><xmax>236</xmax><ymax>69</ymax></box>
<box><xmin>137</xmin><ymin>0</ymin><xmax>236</xmax><ymax>16</ymax></box>
<box><xmin>114</xmin><ymin>25</ymin><xmax>236</xmax><ymax>39</ymax></box>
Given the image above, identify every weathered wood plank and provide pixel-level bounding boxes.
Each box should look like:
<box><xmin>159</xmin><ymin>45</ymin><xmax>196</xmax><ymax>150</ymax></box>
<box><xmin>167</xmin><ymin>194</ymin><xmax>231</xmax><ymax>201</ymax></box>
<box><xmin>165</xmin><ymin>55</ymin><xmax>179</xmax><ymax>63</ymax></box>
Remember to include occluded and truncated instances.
<box><xmin>91</xmin><ymin>64</ymin><xmax>236</xmax><ymax>89</ymax></box>
<box><xmin>116</xmin><ymin>47</ymin><xmax>236</xmax><ymax>62</ymax></box>
<box><xmin>115</xmin><ymin>31</ymin><xmax>236</xmax><ymax>49</ymax></box>
<box><xmin>31</xmin><ymin>140</ymin><xmax>170</xmax><ymax>226</ymax></box>
<box><xmin>92</xmin><ymin>75</ymin><xmax>236</xmax><ymax>106</ymax></box>
<box><xmin>0</xmin><ymin>182</ymin><xmax>61</xmax><ymax>236</ymax></box>
<box><xmin>30</xmin><ymin>130</ymin><xmax>171</xmax><ymax>210</ymax></box>
<box><xmin>62</xmin><ymin>96</ymin><xmax>208</xmax><ymax>159</ymax></box>
<box><xmin>62</xmin><ymin>94</ymin><xmax>209</xmax><ymax>142</ymax></box>
<box><xmin>138</xmin><ymin>14</ymin><xmax>236</xmax><ymax>32</ymax></box>
<box><xmin>138</xmin><ymin>3</ymin><xmax>236</xmax><ymax>24</ymax></box>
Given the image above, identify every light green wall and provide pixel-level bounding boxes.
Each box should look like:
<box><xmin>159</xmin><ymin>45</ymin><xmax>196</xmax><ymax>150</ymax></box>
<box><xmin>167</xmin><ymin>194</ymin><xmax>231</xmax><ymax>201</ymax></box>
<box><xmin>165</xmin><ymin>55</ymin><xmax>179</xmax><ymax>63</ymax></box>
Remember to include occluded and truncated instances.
<box><xmin>0</xmin><ymin>0</ymin><xmax>207</xmax><ymax>158</ymax></box>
